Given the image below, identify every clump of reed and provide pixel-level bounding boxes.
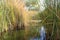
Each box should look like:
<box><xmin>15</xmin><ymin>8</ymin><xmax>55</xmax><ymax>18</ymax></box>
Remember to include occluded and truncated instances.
<box><xmin>0</xmin><ymin>0</ymin><xmax>20</xmax><ymax>32</ymax></box>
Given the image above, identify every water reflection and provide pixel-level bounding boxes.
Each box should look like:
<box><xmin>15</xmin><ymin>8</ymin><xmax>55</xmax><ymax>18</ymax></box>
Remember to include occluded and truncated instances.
<box><xmin>30</xmin><ymin>26</ymin><xmax>46</xmax><ymax>40</ymax></box>
<box><xmin>40</xmin><ymin>26</ymin><xmax>46</xmax><ymax>40</ymax></box>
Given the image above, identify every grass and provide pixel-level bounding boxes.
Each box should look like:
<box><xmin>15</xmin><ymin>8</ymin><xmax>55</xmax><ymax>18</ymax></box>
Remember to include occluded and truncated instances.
<box><xmin>0</xmin><ymin>0</ymin><xmax>20</xmax><ymax>32</ymax></box>
<box><xmin>0</xmin><ymin>0</ymin><xmax>60</xmax><ymax>40</ymax></box>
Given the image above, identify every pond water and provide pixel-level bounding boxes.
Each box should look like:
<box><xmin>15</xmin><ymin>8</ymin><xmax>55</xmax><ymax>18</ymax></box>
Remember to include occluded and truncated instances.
<box><xmin>30</xmin><ymin>26</ymin><xmax>46</xmax><ymax>40</ymax></box>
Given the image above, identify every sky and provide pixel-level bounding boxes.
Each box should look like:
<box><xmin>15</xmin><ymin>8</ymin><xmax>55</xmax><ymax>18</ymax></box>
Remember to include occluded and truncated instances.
<box><xmin>39</xmin><ymin>0</ymin><xmax>45</xmax><ymax>12</ymax></box>
<box><xmin>25</xmin><ymin>0</ymin><xmax>45</xmax><ymax>11</ymax></box>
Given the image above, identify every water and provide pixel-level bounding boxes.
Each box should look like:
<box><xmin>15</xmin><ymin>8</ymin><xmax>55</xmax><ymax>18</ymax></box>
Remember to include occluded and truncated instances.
<box><xmin>30</xmin><ymin>26</ymin><xmax>46</xmax><ymax>40</ymax></box>
<box><xmin>40</xmin><ymin>26</ymin><xmax>46</xmax><ymax>40</ymax></box>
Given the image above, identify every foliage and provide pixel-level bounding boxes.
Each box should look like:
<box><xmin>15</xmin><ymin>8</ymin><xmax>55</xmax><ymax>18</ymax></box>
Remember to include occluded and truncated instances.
<box><xmin>31</xmin><ymin>1</ymin><xmax>60</xmax><ymax>39</ymax></box>
<box><xmin>0</xmin><ymin>0</ymin><xmax>60</xmax><ymax>40</ymax></box>
<box><xmin>0</xmin><ymin>0</ymin><xmax>21</xmax><ymax>32</ymax></box>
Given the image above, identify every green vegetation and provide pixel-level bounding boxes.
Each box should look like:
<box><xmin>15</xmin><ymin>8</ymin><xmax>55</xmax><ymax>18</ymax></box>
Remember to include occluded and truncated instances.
<box><xmin>31</xmin><ymin>1</ymin><xmax>60</xmax><ymax>39</ymax></box>
<box><xmin>0</xmin><ymin>0</ymin><xmax>60</xmax><ymax>40</ymax></box>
